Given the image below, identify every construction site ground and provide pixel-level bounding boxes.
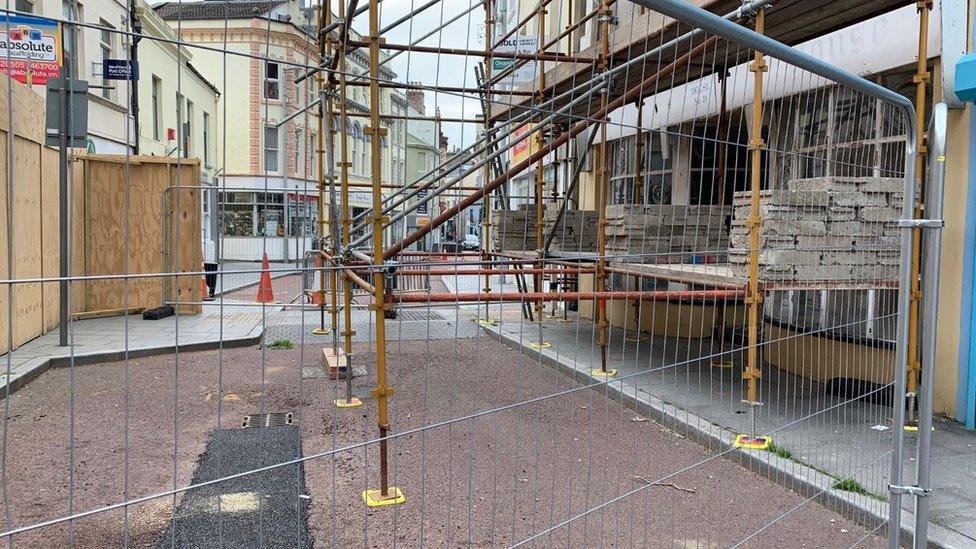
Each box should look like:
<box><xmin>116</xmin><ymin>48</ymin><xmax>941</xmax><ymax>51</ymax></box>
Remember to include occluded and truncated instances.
<box><xmin>1</xmin><ymin>265</ymin><xmax>971</xmax><ymax>547</ymax></box>
<box><xmin>0</xmin><ymin>331</ymin><xmax>883</xmax><ymax>547</ymax></box>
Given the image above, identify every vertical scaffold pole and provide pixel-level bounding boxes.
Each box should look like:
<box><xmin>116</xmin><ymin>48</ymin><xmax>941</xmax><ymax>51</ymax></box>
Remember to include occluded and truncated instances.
<box><xmin>314</xmin><ymin>1</ymin><xmax>333</xmax><ymax>337</ymax></box>
<box><xmin>905</xmin><ymin>0</ymin><xmax>931</xmax><ymax>428</ymax></box>
<box><xmin>743</xmin><ymin>7</ymin><xmax>766</xmax><ymax>432</ymax></box>
<box><xmin>481</xmin><ymin>0</ymin><xmax>494</xmax><ymax>325</ymax></box>
<box><xmin>533</xmin><ymin>2</ymin><xmax>549</xmax><ymax>347</ymax></box>
<box><xmin>362</xmin><ymin>0</ymin><xmax>403</xmax><ymax>507</ymax></box>
<box><xmin>592</xmin><ymin>0</ymin><xmax>615</xmax><ymax>377</ymax></box>
<box><xmin>328</xmin><ymin>0</ymin><xmax>362</xmax><ymax>408</ymax></box>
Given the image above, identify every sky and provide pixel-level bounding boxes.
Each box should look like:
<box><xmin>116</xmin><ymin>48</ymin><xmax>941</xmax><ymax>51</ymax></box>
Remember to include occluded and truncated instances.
<box><xmin>351</xmin><ymin>0</ymin><xmax>491</xmax><ymax>150</ymax></box>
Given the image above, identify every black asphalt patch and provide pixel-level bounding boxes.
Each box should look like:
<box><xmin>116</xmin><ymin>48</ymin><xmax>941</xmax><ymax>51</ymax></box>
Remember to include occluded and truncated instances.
<box><xmin>156</xmin><ymin>425</ymin><xmax>312</xmax><ymax>548</ymax></box>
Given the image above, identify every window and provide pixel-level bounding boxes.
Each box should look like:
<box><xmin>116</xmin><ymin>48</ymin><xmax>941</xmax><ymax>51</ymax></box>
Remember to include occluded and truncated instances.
<box><xmin>15</xmin><ymin>0</ymin><xmax>33</xmax><ymax>13</ymax></box>
<box><xmin>99</xmin><ymin>22</ymin><xmax>114</xmax><ymax>100</ymax></box>
<box><xmin>203</xmin><ymin>112</ymin><xmax>210</xmax><ymax>165</ymax></box>
<box><xmin>294</xmin><ymin>129</ymin><xmax>301</xmax><ymax>176</ymax></box>
<box><xmin>151</xmin><ymin>76</ymin><xmax>161</xmax><ymax>141</ymax></box>
<box><xmin>264</xmin><ymin>61</ymin><xmax>280</xmax><ymax>100</ymax></box>
<box><xmin>609</xmin><ymin>132</ymin><xmax>674</xmax><ymax>205</ymax></box>
<box><xmin>264</xmin><ymin>125</ymin><xmax>279</xmax><ymax>173</ymax></box>
<box><xmin>61</xmin><ymin>0</ymin><xmax>79</xmax><ymax>78</ymax></box>
<box><xmin>176</xmin><ymin>92</ymin><xmax>183</xmax><ymax>155</ymax></box>
<box><xmin>351</xmin><ymin>123</ymin><xmax>360</xmax><ymax>173</ymax></box>
<box><xmin>184</xmin><ymin>99</ymin><xmax>193</xmax><ymax>156</ymax></box>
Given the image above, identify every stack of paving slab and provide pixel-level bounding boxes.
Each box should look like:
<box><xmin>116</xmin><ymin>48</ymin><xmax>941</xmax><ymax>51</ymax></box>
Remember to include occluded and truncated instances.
<box><xmin>492</xmin><ymin>205</ymin><xmax>538</xmax><ymax>251</ymax></box>
<box><xmin>728</xmin><ymin>176</ymin><xmax>904</xmax><ymax>282</ymax></box>
<box><xmin>605</xmin><ymin>205</ymin><xmax>730</xmax><ymax>263</ymax></box>
<box><xmin>544</xmin><ymin>209</ymin><xmax>600</xmax><ymax>252</ymax></box>
<box><xmin>492</xmin><ymin>206</ymin><xmax>600</xmax><ymax>252</ymax></box>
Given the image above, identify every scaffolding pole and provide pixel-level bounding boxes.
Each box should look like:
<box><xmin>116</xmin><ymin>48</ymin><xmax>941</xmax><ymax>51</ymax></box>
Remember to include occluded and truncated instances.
<box><xmin>361</xmin><ymin>0</ymin><xmax>402</xmax><ymax>507</ymax></box>
<box><xmin>905</xmin><ymin>0</ymin><xmax>931</xmax><ymax>427</ymax></box>
<box><xmin>743</xmin><ymin>7</ymin><xmax>767</xmax><ymax>430</ymax></box>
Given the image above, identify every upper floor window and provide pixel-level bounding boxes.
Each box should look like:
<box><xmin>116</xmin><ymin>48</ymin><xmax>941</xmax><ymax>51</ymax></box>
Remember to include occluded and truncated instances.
<box><xmin>265</xmin><ymin>61</ymin><xmax>280</xmax><ymax>100</ymax></box>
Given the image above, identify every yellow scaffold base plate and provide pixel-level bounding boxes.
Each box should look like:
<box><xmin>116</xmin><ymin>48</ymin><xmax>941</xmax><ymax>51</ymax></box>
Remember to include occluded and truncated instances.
<box><xmin>475</xmin><ymin>318</ymin><xmax>498</xmax><ymax>327</ymax></box>
<box><xmin>362</xmin><ymin>487</ymin><xmax>406</xmax><ymax>507</ymax></box>
<box><xmin>733</xmin><ymin>434</ymin><xmax>772</xmax><ymax>450</ymax></box>
<box><xmin>530</xmin><ymin>341</ymin><xmax>552</xmax><ymax>349</ymax></box>
<box><xmin>902</xmin><ymin>424</ymin><xmax>935</xmax><ymax>432</ymax></box>
<box><xmin>710</xmin><ymin>360</ymin><xmax>734</xmax><ymax>369</ymax></box>
<box><xmin>624</xmin><ymin>334</ymin><xmax>649</xmax><ymax>342</ymax></box>
<box><xmin>312</xmin><ymin>327</ymin><xmax>331</xmax><ymax>335</ymax></box>
<box><xmin>334</xmin><ymin>397</ymin><xmax>363</xmax><ymax>409</ymax></box>
<box><xmin>590</xmin><ymin>368</ymin><xmax>618</xmax><ymax>378</ymax></box>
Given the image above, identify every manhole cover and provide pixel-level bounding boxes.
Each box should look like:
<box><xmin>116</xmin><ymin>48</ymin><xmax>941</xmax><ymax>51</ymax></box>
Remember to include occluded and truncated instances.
<box><xmin>242</xmin><ymin>412</ymin><xmax>293</xmax><ymax>428</ymax></box>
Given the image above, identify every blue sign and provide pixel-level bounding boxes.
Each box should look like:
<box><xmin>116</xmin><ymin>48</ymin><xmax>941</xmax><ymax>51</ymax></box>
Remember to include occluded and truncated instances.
<box><xmin>103</xmin><ymin>59</ymin><xmax>138</xmax><ymax>81</ymax></box>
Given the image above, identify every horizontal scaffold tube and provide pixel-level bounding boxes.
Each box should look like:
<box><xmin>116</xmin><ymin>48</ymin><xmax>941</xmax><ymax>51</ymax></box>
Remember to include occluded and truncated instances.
<box><xmin>391</xmin><ymin>290</ymin><xmax>745</xmax><ymax>303</ymax></box>
<box><xmin>387</xmin><ymin>268</ymin><xmax>594</xmax><ymax>276</ymax></box>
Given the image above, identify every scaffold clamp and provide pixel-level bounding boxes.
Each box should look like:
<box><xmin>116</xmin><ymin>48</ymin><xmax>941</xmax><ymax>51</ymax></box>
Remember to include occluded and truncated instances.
<box><xmin>897</xmin><ymin>218</ymin><xmax>943</xmax><ymax>229</ymax></box>
<box><xmin>888</xmin><ymin>484</ymin><xmax>931</xmax><ymax>498</ymax></box>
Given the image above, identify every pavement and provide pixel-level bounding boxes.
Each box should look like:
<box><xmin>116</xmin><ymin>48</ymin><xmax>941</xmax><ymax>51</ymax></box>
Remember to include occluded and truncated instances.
<box><xmin>0</xmin><ymin>301</ymin><xmax>268</xmax><ymax>397</ymax></box>
<box><xmin>480</xmin><ymin>313</ymin><xmax>976</xmax><ymax>548</ymax></box>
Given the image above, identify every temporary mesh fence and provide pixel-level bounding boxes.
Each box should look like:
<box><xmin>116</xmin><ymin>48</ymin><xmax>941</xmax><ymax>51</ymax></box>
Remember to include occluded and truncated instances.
<box><xmin>0</xmin><ymin>0</ymin><xmax>944</xmax><ymax>547</ymax></box>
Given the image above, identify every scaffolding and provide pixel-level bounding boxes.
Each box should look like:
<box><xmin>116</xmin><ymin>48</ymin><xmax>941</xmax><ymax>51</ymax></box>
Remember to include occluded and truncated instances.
<box><xmin>0</xmin><ymin>0</ymin><xmax>951</xmax><ymax>546</ymax></box>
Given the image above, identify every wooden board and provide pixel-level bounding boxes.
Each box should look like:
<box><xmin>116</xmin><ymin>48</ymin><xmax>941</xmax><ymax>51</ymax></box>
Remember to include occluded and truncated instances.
<box><xmin>11</xmin><ymin>135</ymin><xmax>42</xmax><ymax>348</ymax></box>
<box><xmin>41</xmin><ymin>146</ymin><xmax>59</xmax><ymax>332</ymax></box>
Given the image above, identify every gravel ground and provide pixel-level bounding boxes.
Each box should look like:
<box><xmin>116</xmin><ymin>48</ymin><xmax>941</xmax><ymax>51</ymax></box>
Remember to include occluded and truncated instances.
<box><xmin>0</xmin><ymin>336</ymin><xmax>884</xmax><ymax>547</ymax></box>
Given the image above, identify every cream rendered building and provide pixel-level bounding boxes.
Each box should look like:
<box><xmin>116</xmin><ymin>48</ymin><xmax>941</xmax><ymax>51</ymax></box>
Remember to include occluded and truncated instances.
<box><xmin>154</xmin><ymin>0</ymin><xmax>405</xmax><ymax>262</ymax></box>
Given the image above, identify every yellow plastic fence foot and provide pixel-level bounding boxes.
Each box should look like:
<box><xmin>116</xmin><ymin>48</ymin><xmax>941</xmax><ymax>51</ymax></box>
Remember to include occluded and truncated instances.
<box><xmin>733</xmin><ymin>434</ymin><xmax>772</xmax><ymax>450</ymax></box>
<box><xmin>312</xmin><ymin>327</ymin><xmax>331</xmax><ymax>335</ymax></box>
<box><xmin>334</xmin><ymin>397</ymin><xmax>363</xmax><ymax>409</ymax></box>
<box><xmin>530</xmin><ymin>341</ymin><xmax>552</xmax><ymax>349</ymax></box>
<box><xmin>590</xmin><ymin>368</ymin><xmax>617</xmax><ymax>378</ymax></box>
<box><xmin>362</xmin><ymin>487</ymin><xmax>406</xmax><ymax>507</ymax></box>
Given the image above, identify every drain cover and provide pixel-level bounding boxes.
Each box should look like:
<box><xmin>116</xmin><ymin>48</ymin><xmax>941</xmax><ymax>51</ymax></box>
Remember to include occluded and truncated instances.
<box><xmin>242</xmin><ymin>412</ymin><xmax>294</xmax><ymax>428</ymax></box>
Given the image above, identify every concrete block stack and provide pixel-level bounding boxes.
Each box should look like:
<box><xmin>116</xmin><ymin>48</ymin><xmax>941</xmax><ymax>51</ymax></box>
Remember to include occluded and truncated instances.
<box><xmin>544</xmin><ymin>209</ymin><xmax>600</xmax><ymax>252</ymax></box>
<box><xmin>604</xmin><ymin>205</ymin><xmax>730</xmax><ymax>263</ymax></box>
<box><xmin>727</xmin><ymin>176</ymin><xmax>904</xmax><ymax>282</ymax></box>
<box><xmin>491</xmin><ymin>207</ymin><xmax>601</xmax><ymax>252</ymax></box>
<box><xmin>492</xmin><ymin>205</ymin><xmax>538</xmax><ymax>251</ymax></box>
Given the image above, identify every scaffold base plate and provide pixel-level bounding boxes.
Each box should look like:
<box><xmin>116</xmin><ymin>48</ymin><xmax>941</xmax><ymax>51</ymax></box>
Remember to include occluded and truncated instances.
<box><xmin>312</xmin><ymin>327</ymin><xmax>331</xmax><ymax>335</ymax></box>
<box><xmin>334</xmin><ymin>397</ymin><xmax>363</xmax><ymax>409</ymax></box>
<box><xmin>362</xmin><ymin>487</ymin><xmax>406</xmax><ymax>507</ymax></box>
<box><xmin>530</xmin><ymin>341</ymin><xmax>552</xmax><ymax>349</ymax></box>
<box><xmin>624</xmin><ymin>334</ymin><xmax>649</xmax><ymax>342</ymax></box>
<box><xmin>710</xmin><ymin>360</ymin><xmax>734</xmax><ymax>369</ymax></box>
<box><xmin>733</xmin><ymin>434</ymin><xmax>772</xmax><ymax>450</ymax></box>
<box><xmin>475</xmin><ymin>318</ymin><xmax>498</xmax><ymax>327</ymax></box>
<box><xmin>590</xmin><ymin>369</ymin><xmax>618</xmax><ymax>378</ymax></box>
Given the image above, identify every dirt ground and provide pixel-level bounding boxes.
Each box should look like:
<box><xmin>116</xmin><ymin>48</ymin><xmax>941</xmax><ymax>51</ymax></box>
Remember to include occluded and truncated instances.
<box><xmin>0</xmin><ymin>336</ymin><xmax>884</xmax><ymax>547</ymax></box>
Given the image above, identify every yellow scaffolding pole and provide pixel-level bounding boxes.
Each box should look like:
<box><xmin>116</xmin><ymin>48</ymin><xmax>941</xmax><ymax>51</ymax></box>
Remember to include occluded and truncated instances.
<box><xmin>906</xmin><ymin>0</ymin><xmax>931</xmax><ymax>425</ymax></box>
<box><xmin>362</xmin><ymin>0</ymin><xmax>403</xmax><ymax>507</ymax></box>
<box><xmin>315</xmin><ymin>1</ymin><xmax>334</xmax><ymax>338</ymax></box>
<box><xmin>481</xmin><ymin>0</ymin><xmax>494</xmax><ymax>323</ymax></box>
<box><xmin>593</xmin><ymin>0</ymin><xmax>615</xmax><ymax>377</ymax></box>
<box><xmin>743</xmin><ymin>8</ymin><xmax>766</xmax><ymax>416</ymax></box>
<box><xmin>533</xmin><ymin>3</ymin><xmax>547</xmax><ymax>326</ymax></box>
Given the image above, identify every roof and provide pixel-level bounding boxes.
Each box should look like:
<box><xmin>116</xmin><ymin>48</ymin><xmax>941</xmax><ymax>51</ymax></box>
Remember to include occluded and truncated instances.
<box><xmin>154</xmin><ymin>0</ymin><xmax>286</xmax><ymax>21</ymax></box>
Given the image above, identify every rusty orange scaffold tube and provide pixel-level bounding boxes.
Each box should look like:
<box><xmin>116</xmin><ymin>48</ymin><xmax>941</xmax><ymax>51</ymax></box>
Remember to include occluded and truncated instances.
<box><xmin>390</xmin><ymin>268</ymin><xmax>594</xmax><ymax>276</ymax></box>
<box><xmin>392</xmin><ymin>290</ymin><xmax>745</xmax><ymax>303</ymax></box>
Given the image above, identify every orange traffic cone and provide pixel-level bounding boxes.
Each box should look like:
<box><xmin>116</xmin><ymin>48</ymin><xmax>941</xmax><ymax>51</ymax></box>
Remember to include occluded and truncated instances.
<box><xmin>201</xmin><ymin>263</ymin><xmax>213</xmax><ymax>301</ymax></box>
<box><xmin>255</xmin><ymin>252</ymin><xmax>275</xmax><ymax>303</ymax></box>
